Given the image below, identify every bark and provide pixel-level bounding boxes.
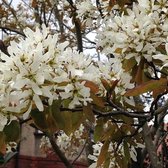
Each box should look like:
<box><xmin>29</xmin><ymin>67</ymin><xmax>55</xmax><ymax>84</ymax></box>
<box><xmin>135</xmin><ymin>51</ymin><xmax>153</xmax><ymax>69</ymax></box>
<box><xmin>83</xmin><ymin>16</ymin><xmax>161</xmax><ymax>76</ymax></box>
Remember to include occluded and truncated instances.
<box><xmin>142</xmin><ymin>123</ymin><xmax>163</xmax><ymax>168</ymax></box>
<box><xmin>47</xmin><ymin>134</ymin><xmax>74</xmax><ymax>168</ymax></box>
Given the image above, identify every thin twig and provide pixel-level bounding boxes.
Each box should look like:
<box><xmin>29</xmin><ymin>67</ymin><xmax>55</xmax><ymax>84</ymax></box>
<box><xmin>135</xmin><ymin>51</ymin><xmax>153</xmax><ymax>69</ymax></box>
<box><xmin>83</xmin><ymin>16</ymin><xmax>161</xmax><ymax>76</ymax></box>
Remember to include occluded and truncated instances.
<box><xmin>71</xmin><ymin>138</ymin><xmax>88</xmax><ymax>165</ymax></box>
<box><xmin>93</xmin><ymin>108</ymin><xmax>150</xmax><ymax>119</ymax></box>
<box><xmin>154</xmin><ymin>100</ymin><xmax>168</xmax><ymax>115</ymax></box>
<box><xmin>0</xmin><ymin>26</ymin><xmax>26</xmax><ymax>37</ymax></box>
<box><xmin>47</xmin><ymin>133</ymin><xmax>74</xmax><ymax>168</ymax></box>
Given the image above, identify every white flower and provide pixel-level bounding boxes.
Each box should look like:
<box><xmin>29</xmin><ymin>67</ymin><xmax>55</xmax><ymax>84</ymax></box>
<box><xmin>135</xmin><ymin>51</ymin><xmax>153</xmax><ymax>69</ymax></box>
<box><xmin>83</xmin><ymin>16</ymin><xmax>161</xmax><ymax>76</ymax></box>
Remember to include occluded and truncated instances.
<box><xmin>96</xmin><ymin>0</ymin><xmax>168</xmax><ymax>64</ymax></box>
<box><xmin>33</xmin><ymin>94</ymin><xmax>44</xmax><ymax>111</ymax></box>
<box><xmin>76</xmin><ymin>0</ymin><xmax>96</xmax><ymax>18</ymax></box>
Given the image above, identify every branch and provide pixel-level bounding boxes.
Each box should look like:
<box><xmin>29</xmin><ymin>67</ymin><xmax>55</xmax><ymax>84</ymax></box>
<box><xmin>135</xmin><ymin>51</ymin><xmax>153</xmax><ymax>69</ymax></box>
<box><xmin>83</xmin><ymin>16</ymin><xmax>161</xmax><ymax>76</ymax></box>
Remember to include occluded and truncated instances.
<box><xmin>60</xmin><ymin>107</ymin><xmax>82</xmax><ymax>112</ymax></box>
<box><xmin>66</xmin><ymin>0</ymin><xmax>76</xmax><ymax>9</ymax></box>
<box><xmin>46</xmin><ymin>134</ymin><xmax>74</xmax><ymax>168</ymax></box>
<box><xmin>150</xmin><ymin>92</ymin><xmax>167</xmax><ymax>114</ymax></box>
<box><xmin>96</xmin><ymin>0</ymin><xmax>104</xmax><ymax>17</ymax></box>
<box><xmin>154</xmin><ymin>99</ymin><xmax>168</xmax><ymax>115</ymax></box>
<box><xmin>92</xmin><ymin>108</ymin><xmax>150</xmax><ymax>119</ymax></box>
<box><xmin>156</xmin><ymin>132</ymin><xmax>168</xmax><ymax>150</ymax></box>
<box><xmin>66</xmin><ymin>0</ymin><xmax>83</xmax><ymax>52</ymax></box>
<box><xmin>60</xmin><ymin>106</ymin><xmax>149</xmax><ymax>119</ymax></box>
<box><xmin>53</xmin><ymin>4</ymin><xmax>64</xmax><ymax>34</ymax></box>
<box><xmin>73</xmin><ymin>16</ymin><xmax>83</xmax><ymax>52</ymax></box>
<box><xmin>142</xmin><ymin>123</ymin><xmax>163</xmax><ymax>168</ymax></box>
<box><xmin>0</xmin><ymin>26</ymin><xmax>26</xmax><ymax>37</ymax></box>
<box><xmin>71</xmin><ymin>138</ymin><xmax>87</xmax><ymax>165</ymax></box>
<box><xmin>2</xmin><ymin>0</ymin><xmax>18</xmax><ymax>22</ymax></box>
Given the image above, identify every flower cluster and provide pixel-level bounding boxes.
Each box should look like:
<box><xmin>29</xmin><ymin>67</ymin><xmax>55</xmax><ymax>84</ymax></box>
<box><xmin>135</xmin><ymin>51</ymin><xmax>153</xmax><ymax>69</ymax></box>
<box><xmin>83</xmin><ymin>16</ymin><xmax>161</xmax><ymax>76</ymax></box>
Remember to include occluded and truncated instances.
<box><xmin>76</xmin><ymin>0</ymin><xmax>118</xmax><ymax>27</ymax></box>
<box><xmin>88</xmin><ymin>141</ymin><xmax>145</xmax><ymax>168</ymax></box>
<box><xmin>97</xmin><ymin>0</ymin><xmax>168</xmax><ymax>64</ymax></box>
<box><xmin>0</xmin><ymin>24</ymin><xmax>99</xmax><ymax>131</ymax></box>
<box><xmin>0</xmin><ymin>22</ymin><xmax>136</xmax><ymax>127</ymax></box>
<box><xmin>40</xmin><ymin>124</ymin><xmax>86</xmax><ymax>160</ymax></box>
<box><xmin>76</xmin><ymin>0</ymin><xmax>97</xmax><ymax>26</ymax></box>
<box><xmin>98</xmin><ymin>58</ymin><xmax>134</xmax><ymax>96</ymax></box>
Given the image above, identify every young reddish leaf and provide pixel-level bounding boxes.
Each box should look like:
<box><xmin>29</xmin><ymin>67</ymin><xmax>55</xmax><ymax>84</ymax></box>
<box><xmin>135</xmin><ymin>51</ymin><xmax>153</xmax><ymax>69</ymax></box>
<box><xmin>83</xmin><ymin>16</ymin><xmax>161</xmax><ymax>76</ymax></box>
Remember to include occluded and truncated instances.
<box><xmin>83</xmin><ymin>104</ymin><xmax>95</xmax><ymax>123</ymax></box>
<box><xmin>0</xmin><ymin>132</ymin><xmax>6</xmax><ymax>154</ymax></box>
<box><xmin>110</xmin><ymin>80</ymin><xmax>119</xmax><ymax>92</ymax></box>
<box><xmin>90</xmin><ymin>93</ymin><xmax>105</xmax><ymax>108</ymax></box>
<box><xmin>84</xmin><ymin>80</ymin><xmax>99</xmax><ymax>94</ymax></box>
<box><xmin>97</xmin><ymin>140</ymin><xmax>110</xmax><ymax>167</ymax></box>
<box><xmin>123</xmin><ymin>58</ymin><xmax>137</xmax><ymax>72</ymax></box>
<box><xmin>108</xmin><ymin>0</ymin><xmax>116</xmax><ymax>11</ymax></box>
<box><xmin>125</xmin><ymin>78</ymin><xmax>167</xmax><ymax>96</ymax></box>
<box><xmin>31</xmin><ymin>0</ymin><xmax>38</xmax><ymax>8</ymax></box>
<box><xmin>135</xmin><ymin>58</ymin><xmax>145</xmax><ymax>85</ymax></box>
<box><xmin>101</xmin><ymin>79</ymin><xmax>111</xmax><ymax>92</ymax></box>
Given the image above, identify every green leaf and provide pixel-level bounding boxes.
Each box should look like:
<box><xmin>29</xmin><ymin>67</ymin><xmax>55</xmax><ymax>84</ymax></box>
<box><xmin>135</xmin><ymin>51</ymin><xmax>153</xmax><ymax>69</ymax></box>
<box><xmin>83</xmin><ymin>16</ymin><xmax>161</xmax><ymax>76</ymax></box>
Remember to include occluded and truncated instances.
<box><xmin>30</xmin><ymin>109</ymin><xmax>48</xmax><ymax>131</ymax></box>
<box><xmin>123</xmin><ymin>140</ymin><xmax>131</xmax><ymax>164</ymax></box>
<box><xmin>94</xmin><ymin>118</ymin><xmax>104</xmax><ymax>142</ymax></box>
<box><xmin>60</xmin><ymin>112</ymin><xmax>72</xmax><ymax>135</ymax></box>
<box><xmin>103</xmin><ymin>155</ymin><xmax>110</xmax><ymax>168</ymax></box>
<box><xmin>45</xmin><ymin>107</ymin><xmax>58</xmax><ymax>133</ymax></box>
<box><xmin>62</xmin><ymin>99</ymin><xmax>71</xmax><ymax>108</ymax></box>
<box><xmin>50</xmin><ymin>100</ymin><xmax>65</xmax><ymax>130</ymax></box>
<box><xmin>50</xmin><ymin>100</ymin><xmax>74</xmax><ymax>135</ymax></box>
<box><xmin>83</xmin><ymin>104</ymin><xmax>95</xmax><ymax>123</ymax></box>
<box><xmin>3</xmin><ymin>120</ymin><xmax>20</xmax><ymax>142</ymax></box>
<box><xmin>90</xmin><ymin>93</ymin><xmax>105</xmax><ymax>108</ymax></box>
<box><xmin>125</xmin><ymin>78</ymin><xmax>167</xmax><ymax>96</ymax></box>
<box><xmin>71</xmin><ymin>112</ymin><xmax>83</xmax><ymax>132</ymax></box>
<box><xmin>97</xmin><ymin>140</ymin><xmax>110</xmax><ymax>167</ymax></box>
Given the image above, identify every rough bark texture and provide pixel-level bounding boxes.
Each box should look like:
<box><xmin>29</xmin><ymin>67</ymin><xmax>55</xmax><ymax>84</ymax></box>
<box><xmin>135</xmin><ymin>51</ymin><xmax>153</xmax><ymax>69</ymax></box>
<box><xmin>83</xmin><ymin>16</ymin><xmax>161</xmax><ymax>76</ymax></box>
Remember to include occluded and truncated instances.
<box><xmin>142</xmin><ymin>123</ymin><xmax>163</xmax><ymax>168</ymax></box>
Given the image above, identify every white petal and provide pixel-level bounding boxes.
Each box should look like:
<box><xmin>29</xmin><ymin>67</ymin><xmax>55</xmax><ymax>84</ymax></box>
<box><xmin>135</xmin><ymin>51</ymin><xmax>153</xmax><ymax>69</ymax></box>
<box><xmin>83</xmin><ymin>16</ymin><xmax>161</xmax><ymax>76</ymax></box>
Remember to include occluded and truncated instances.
<box><xmin>153</xmin><ymin>54</ymin><xmax>167</xmax><ymax>62</ymax></box>
<box><xmin>30</xmin><ymin>81</ymin><xmax>42</xmax><ymax>95</ymax></box>
<box><xmin>165</xmin><ymin>43</ymin><xmax>168</xmax><ymax>54</ymax></box>
<box><xmin>13</xmin><ymin>78</ymin><xmax>28</xmax><ymax>89</ymax></box>
<box><xmin>33</xmin><ymin>94</ymin><xmax>44</xmax><ymax>111</ymax></box>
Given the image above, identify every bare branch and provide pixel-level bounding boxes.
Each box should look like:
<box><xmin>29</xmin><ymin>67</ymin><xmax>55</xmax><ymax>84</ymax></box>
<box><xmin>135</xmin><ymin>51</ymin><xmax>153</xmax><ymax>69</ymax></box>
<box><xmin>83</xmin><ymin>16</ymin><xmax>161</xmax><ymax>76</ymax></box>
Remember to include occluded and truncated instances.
<box><xmin>2</xmin><ymin>0</ymin><xmax>18</xmax><ymax>21</ymax></box>
<box><xmin>53</xmin><ymin>4</ymin><xmax>64</xmax><ymax>34</ymax></box>
<box><xmin>154</xmin><ymin>99</ymin><xmax>168</xmax><ymax>115</ymax></box>
<box><xmin>0</xmin><ymin>26</ymin><xmax>26</xmax><ymax>37</ymax></box>
<box><xmin>142</xmin><ymin>123</ymin><xmax>163</xmax><ymax>168</ymax></box>
<box><xmin>92</xmin><ymin>108</ymin><xmax>150</xmax><ymax>119</ymax></box>
<box><xmin>71</xmin><ymin>138</ymin><xmax>87</xmax><ymax>165</ymax></box>
<box><xmin>46</xmin><ymin>133</ymin><xmax>74</xmax><ymax>168</ymax></box>
<box><xmin>66</xmin><ymin>0</ymin><xmax>83</xmax><ymax>52</ymax></box>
